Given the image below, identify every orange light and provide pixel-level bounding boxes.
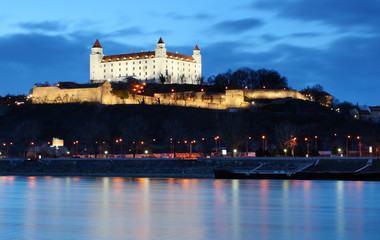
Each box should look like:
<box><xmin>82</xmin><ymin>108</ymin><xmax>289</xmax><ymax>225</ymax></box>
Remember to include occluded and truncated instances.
<box><xmin>115</xmin><ymin>140</ymin><xmax>119</xmax><ymax>143</ymax></box>
<box><xmin>314</xmin><ymin>136</ymin><xmax>318</xmax><ymax>139</ymax></box>
<box><xmin>2</xmin><ymin>143</ymin><xmax>5</xmax><ymax>146</ymax></box>
<box><xmin>171</xmin><ymin>89</ymin><xmax>175</xmax><ymax>92</ymax></box>
<box><xmin>31</xmin><ymin>142</ymin><xmax>34</xmax><ymax>145</ymax></box>
<box><xmin>304</xmin><ymin>138</ymin><xmax>308</xmax><ymax>141</ymax></box>
<box><xmin>201</xmin><ymin>138</ymin><xmax>205</xmax><ymax>141</ymax></box>
<box><xmin>10</xmin><ymin>142</ymin><xmax>13</xmax><ymax>145</ymax></box>
<box><xmin>184</xmin><ymin>140</ymin><xmax>188</xmax><ymax>144</ymax></box>
<box><xmin>248</xmin><ymin>136</ymin><xmax>252</xmax><ymax>140</ymax></box>
<box><xmin>262</xmin><ymin>135</ymin><xmax>266</xmax><ymax>139</ymax></box>
<box><xmin>357</xmin><ymin>136</ymin><xmax>360</xmax><ymax>140</ymax></box>
<box><xmin>348</xmin><ymin>135</ymin><xmax>351</xmax><ymax>139</ymax></box>
<box><xmin>153</xmin><ymin>139</ymin><xmax>156</xmax><ymax>142</ymax></box>
<box><xmin>119</xmin><ymin>139</ymin><xmax>123</xmax><ymax>142</ymax></box>
<box><xmin>142</xmin><ymin>83</ymin><xmax>146</xmax><ymax>86</ymax></box>
<box><xmin>225</xmin><ymin>86</ymin><xmax>228</xmax><ymax>89</ymax></box>
<box><xmin>263</xmin><ymin>86</ymin><xmax>266</xmax><ymax>89</ymax></box>
<box><xmin>141</xmin><ymin>141</ymin><xmax>144</xmax><ymax>145</ymax></box>
<box><xmin>201</xmin><ymin>88</ymin><xmax>204</xmax><ymax>92</ymax></box>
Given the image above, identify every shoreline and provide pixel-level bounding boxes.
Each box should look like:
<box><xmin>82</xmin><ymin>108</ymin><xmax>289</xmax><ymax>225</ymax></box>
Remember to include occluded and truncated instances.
<box><xmin>1</xmin><ymin>157</ymin><xmax>379</xmax><ymax>180</ymax></box>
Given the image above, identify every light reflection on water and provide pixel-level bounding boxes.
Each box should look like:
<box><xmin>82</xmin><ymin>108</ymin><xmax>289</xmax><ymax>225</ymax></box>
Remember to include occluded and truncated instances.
<box><xmin>0</xmin><ymin>177</ymin><xmax>379</xmax><ymax>240</ymax></box>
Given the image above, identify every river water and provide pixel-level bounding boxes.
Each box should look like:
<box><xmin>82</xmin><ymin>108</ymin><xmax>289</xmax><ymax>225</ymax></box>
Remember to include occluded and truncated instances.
<box><xmin>0</xmin><ymin>176</ymin><xmax>379</xmax><ymax>240</ymax></box>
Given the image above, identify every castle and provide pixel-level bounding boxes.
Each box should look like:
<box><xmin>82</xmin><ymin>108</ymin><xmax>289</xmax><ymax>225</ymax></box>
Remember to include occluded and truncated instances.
<box><xmin>90</xmin><ymin>38</ymin><xmax>202</xmax><ymax>84</ymax></box>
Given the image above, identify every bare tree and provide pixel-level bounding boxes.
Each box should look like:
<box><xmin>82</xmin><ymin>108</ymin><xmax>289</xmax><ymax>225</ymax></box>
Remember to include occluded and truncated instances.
<box><xmin>274</xmin><ymin>121</ymin><xmax>297</xmax><ymax>149</ymax></box>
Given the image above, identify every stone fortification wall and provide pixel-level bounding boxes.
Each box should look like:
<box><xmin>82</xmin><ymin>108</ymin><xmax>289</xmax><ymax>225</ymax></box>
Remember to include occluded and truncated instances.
<box><xmin>32</xmin><ymin>85</ymin><xmax>103</xmax><ymax>104</ymax></box>
<box><xmin>32</xmin><ymin>83</ymin><xmax>307</xmax><ymax>110</ymax></box>
<box><xmin>243</xmin><ymin>89</ymin><xmax>307</xmax><ymax>100</ymax></box>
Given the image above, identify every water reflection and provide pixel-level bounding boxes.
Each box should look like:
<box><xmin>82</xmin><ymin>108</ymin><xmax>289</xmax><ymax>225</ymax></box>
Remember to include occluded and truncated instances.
<box><xmin>0</xmin><ymin>177</ymin><xmax>379</xmax><ymax>240</ymax></box>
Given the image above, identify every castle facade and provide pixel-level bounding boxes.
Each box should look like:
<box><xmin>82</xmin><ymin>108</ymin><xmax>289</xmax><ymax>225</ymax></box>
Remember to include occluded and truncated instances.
<box><xmin>90</xmin><ymin>38</ymin><xmax>202</xmax><ymax>84</ymax></box>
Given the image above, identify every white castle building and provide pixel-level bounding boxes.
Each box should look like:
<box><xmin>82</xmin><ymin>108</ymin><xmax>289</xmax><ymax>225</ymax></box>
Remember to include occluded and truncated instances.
<box><xmin>90</xmin><ymin>38</ymin><xmax>202</xmax><ymax>84</ymax></box>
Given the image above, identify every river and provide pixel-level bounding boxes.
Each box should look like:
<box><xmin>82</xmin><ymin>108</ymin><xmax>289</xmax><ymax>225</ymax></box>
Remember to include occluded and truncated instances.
<box><xmin>0</xmin><ymin>176</ymin><xmax>379</xmax><ymax>240</ymax></box>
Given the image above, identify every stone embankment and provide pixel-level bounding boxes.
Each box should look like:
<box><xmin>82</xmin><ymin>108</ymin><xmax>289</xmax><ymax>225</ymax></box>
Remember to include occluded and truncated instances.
<box><xmin>0</xmin><ymin>157</ymin><xmax>379</xmax><ymax>179</ymax></box>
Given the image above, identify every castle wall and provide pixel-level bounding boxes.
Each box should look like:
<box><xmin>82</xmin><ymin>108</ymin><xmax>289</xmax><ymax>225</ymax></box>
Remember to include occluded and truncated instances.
<box><xmin>32</xmin><ymin>86</ymin><xmax>102</xmax><ymax>104</ymax></box>
<box><xmin>243</xmin><ymin>89</ymin><xmax>307</xmax><ymax>100</ymax></box>
<box><xmin>32</xmin><ymin>84</ymin><xmax>308</xmax><ymax>110</ymax></box>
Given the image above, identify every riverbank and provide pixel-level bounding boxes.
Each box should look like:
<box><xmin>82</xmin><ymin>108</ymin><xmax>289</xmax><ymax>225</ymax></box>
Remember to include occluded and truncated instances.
<box><xmin>1</xmin><ymin>157</ymin><xmax>379</xmax><ymax>180</ymax></box>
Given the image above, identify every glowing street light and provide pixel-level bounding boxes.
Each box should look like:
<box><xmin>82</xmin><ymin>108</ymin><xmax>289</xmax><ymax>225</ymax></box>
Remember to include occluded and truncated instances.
<box><xmin>304</xmin><ymin>137</ymin><xmax>309</xmax><ymax>157</ymax></box>
<box><xmin>346</xmin><ymin>135</ymin><xmax>351</xmax><ymax>157</ymax></box>
<box><xmin>357</xmin><ymin>136</ymin><xmax>362</xmax><ymax>157</ymax></box>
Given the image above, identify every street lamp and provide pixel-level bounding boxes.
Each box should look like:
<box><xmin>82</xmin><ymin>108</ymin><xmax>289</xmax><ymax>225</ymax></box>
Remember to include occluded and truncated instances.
<box><xmin>314</xmin><ymin>136</ymin><xmax>318</xmax><ymax>151</ymax></box>
<box><xmin>304</xmin><ymin>137</ymin><xmax>309</xmax><ymax>157</ymax></box>
<box><xmin>346</xmin><ymin>135</ymin><xmax>351</xmax><ymax>157</ymax></box>
<box><xmin>357</xmin><ymin>136</ymin><xmax>361</xmax><ymax>157</ymax></box>
<box><xmin>262</xmin><ymin>135</ymin><xmax>267</xmax><ymax>151</ymax></box>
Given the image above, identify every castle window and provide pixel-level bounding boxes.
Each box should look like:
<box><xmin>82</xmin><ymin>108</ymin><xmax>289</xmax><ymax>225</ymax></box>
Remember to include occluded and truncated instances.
<box><xmin>108</xmin><ymin>59</ymin><xmax>111</xmax><ymax>62</ymax></box>
<box><xmin>126</xmin><ymin>68</ymin><xmax>128</xmax><ymax>71</ymax></box>
<box><xmin>139</xmin><ymin>61</ymin><xmax>141</xmax><ymax>64</ymax></box>
<box><xmin>137</xmin><ymin>56</ymin><xmax>140</xmax><ymax>59</ymax></box>
<box><xmin>186</xmin><ymin>59</ymin><xmax>189</xmax><ymax>62</ymax></box>
<box><xmin>153</xmin><ymin>65</ymin><xmax>155</xmax><ymax>69</ymax></box>
<box><xmin>129</xmin><ymin>57</ymin><xmax>132</xmax><ymax>60</ymax></box>
<box><xmin>181</xmin><ymin>58</ymin><xmax>183</xmax><ymax>61</ymax></box>
<box><xmin>166</xmin><ymin>60</ymin><xmax>168</xmax><ymax>63</ymax></box>
<box><xmin>145</xmin><ymin>61</ymin><xmax>147</xmax><ymax>63</ymax></box>
<box><xmin>133</xmin><ymin>62</ymin><xmax>135</xmax><ymax>64</ymax></box>
<box><xmin>104</xmin><ymin>75</ymin><xmax>106</xmax><ymax>78</ymax></box>
<box><xmin>145</xmin><ymin>66</ymin><xmax>147</xmax><ymax>69</ymax></box>
<box><xmin>139</xmin><ymin>73</ymin><xmax>141</xmax><ymax>76</ymax></box>
<box><xmin>104</xmin><ymin>70</ymin><xmax>106</xmax><ymax>73</ymax></box>
<box><xmin>145</xmin><ymin>72</ymin><xmax>147</xmax><ymax>75</ymax></box>
<box><xmin>133</xmin><ymin>67</ymin><xmax>135</xmax><ymax>70</ymax></box>
<box><xmin>124</xmin><ymin>57</ymin><xmax>127</xmax><ymax>60</ymax></box>
<box><xmin>119</xmin><ymin>68</ymin><xmax>121</xmax><ymax>71</ymax></box>
<box><xmin>119</xmin><ymin>74</ymin><xmax>121</xmax><ymax>77</ymax></box>
<box><xmin>145</xmin><ymin>56</ymin><xmax>148</xmax><ymax>59</ymax></box>
<box><xmin>116</xmin><ymin>58</ymin><xmax>119</xmax><ymax>61</ymax></box>
<box><xmin>111</xmin><ymin>64</ymin><xmax>113</xmax><ymax>66</ymax></box>
<box><xmin>153</xmin><ymin>71</ymin><xmax>155</xmax><ymax>75</ymax></box>
<box><xmin>104</xmin><ymin>64</ymin><xmax>106</xmax><ymax>67</ymax></box>
<box><xmin>139</xmin><ymin>67</ymin><xmax>141</xmax><ymax>70</ymax></box>
<box><xmin>111</xmin><ymin>69</ymin><xmax>113</xmax><ymax>72</ymax></box>
<box><xmin>119</xmin><ymin>63</ymin><xmax>121</xmax><ymax>66</ymax></box>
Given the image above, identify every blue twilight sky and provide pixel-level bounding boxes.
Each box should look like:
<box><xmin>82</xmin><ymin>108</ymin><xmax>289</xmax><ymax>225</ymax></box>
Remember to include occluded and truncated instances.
<box><xmin>0</xmin><ymin>0</ymin><xmax>379</xmax><ymax>105</ymax></box>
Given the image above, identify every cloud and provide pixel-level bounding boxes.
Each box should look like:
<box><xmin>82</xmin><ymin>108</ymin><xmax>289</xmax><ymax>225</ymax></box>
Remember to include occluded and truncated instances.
<box><xmin>253</xmin><ymin>0</ymin><xmax>380</xmax><ymax>30</ymax></box>
<box><xmin>164</xmin><ymin>12</ymin><xmax>213</xmax><ymax>20</ymax></box>
<box><xmin>109</xmin><ymin>27</ymin><xmax>144</xmax><ymax>37</ymax></box>
<box><xmin>212</xmin><ymin>18</ymin><xmax>263</xmax><ymax>34</ymax></box>
<box><xmin>201</xmin><ymin>33</ymin><xmax>380</xmax><ymax>104</ymax></box>
<box><xmin>18</xmin><ymin>21</ymin><xmax>66</xmax><ymax>32</ymax></box>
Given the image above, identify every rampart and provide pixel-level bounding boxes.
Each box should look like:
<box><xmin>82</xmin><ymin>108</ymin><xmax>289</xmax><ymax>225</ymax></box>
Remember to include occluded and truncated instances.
<box><xmin>32</xmin><ymin>83</ymin><xmax>308</xmax><ymax>109</ymax></box>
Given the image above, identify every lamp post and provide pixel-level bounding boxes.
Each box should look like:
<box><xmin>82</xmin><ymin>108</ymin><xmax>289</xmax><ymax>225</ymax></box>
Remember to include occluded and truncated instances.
<box><xmin>214</xmin><ymin>136</ymin><xmax>219</xmax><ymax>157</ymax></box>
<box><xmin>31</xmin><ymin>142</ymin><xmax>36</xmax><ymax>158</ymax></box>
<box><xmin>304</xmin><ymin>137</ymin><xmax>309</xmax><ymax>157</ymax></box>
<box><xmin>314</xmin><ymin>136</ymin><xmax>318</xmax><ymax>151</ymax></box>
<box><xmin>246</xmin><ymin>136</ymin><xmax>251</xmax><ymax>157</ymax></box>
<box><xmin>262</xmin><ymin>135</ymin><xmax>267</xmax><ymax>151</ymax></box>
<box><xmin>346</xmin><ymin>135</ymin><xmax>351</xmax><ymax>157</ymax></box>
<box><xmin>357</xmin><ymin>136</ymin><xmax>361</xmax><ymax>157</ymax></box>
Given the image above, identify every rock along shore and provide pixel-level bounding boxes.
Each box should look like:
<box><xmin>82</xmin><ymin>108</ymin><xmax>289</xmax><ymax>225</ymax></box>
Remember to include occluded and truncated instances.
<box><xmin>0</xmin><ymin>157</ymin><xmax>379</xmax><ymax>180</ymax></box>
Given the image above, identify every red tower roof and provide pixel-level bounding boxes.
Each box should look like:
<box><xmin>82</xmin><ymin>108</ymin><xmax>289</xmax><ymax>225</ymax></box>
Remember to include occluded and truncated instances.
<box><xmin>194</xmin><ymin>45</ymin><xmax>200</xmax><ymax>50</ymax></box>
<box><xmin>158</xmin><ymin>37</ymin><xmax>164</xmax><ymax>44</ymax></box>
<box><xmin>93</xmin><ymin>39</ymin><xmax>102</xmax><ymax>48</ymax></box>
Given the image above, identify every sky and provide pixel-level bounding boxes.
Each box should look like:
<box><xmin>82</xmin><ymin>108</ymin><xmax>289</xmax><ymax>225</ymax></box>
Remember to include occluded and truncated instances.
<box><xmin>0</xmin><ymin>0</ymin><xmax>379</xmax><ymax>105</ymax></box>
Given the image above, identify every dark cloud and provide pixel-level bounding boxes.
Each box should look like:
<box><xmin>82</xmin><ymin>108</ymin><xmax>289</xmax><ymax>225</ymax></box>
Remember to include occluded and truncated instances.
<box><xmin>108</xmin><ymin>27</ymin><xmax>144</xmax><ymax>37</ymax></box>
<box><xmin>0</xmin><ymin>33</ymin><xmax>90</xmax><ymax>95</ymax></box>
<box><xmin>18</xmin><ymin>21</ymin><xmax>66</xmax><ymax>32</ymax></box>
<box><xmin>289</xmin><ymin>32</ymin><xmax>320</xmax><ymax>38</ymax></box>
<box><xmin>212</xmin><ymin>18</ymin><xmax>263</xmax><ymax>34</ymax></box>
<box><xmin>202</xmin><ymin>34</ymin><xmax>380</xmax><ymax>104</ymax></box>
<box><xmin>164</xmin><ymin>12</ymin><xmax>213</xmax><ymax>20</ymax></box>
<box><xmin>253</xmin><ymin>0</ymin><xmax>380</xmax><ymax>30</ymax></box>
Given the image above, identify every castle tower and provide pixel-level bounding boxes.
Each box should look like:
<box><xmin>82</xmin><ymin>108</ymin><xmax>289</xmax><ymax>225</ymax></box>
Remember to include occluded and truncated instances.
<box><xmin>155</xmin><ymin>37</ymin><xmax>167</xmax><ymax>58</ymax></box>
<box><xmin>192</xmin><ymin>45</ymin><xmax>201</xmax><ymax>64</ymax></box>
<box><xmin>90</xmin><ymin>39</ymin><xmax>104</xmax><ymax>82</ymax></box>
